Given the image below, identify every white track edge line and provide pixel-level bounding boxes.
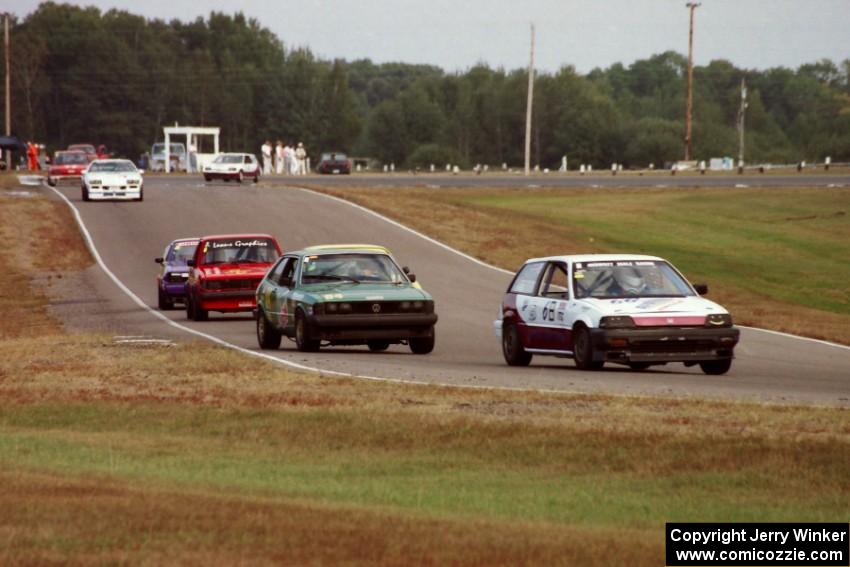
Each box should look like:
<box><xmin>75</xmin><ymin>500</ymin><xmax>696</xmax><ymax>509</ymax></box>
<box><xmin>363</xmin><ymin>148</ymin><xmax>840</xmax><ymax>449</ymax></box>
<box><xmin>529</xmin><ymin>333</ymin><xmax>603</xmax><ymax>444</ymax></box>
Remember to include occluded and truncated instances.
<box><xmin>296</xmin><ymin>186</ymin><xmax>850</xmax><ymax>353</ymax></box>
<box><xmin>296</xmin><ymin>187</ymin><xmax>515</xmax><ymax>275</ymax></box>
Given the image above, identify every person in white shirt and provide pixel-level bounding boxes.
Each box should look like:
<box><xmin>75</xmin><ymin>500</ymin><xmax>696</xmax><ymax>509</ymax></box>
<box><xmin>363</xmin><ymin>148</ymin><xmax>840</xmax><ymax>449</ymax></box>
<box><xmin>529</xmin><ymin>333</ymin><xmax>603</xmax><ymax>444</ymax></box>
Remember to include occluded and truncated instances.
<box><xmin>284</xmin><ymin>143</ymin><xmax>296</xmax><ymax>175</ymax></box>
<box><xmin>261</xmin><ymin>141</ymin><xmax>272</xmax><ymax>175</ymax></box>
<box><xmin>275</xmin><ymin>140</ymin><xmax>285</xmax><ymax>175</ymax></box>
<box><xmin>295</xmin><ymin>142</ymin><xmax>307</xmax><ymax>175</ymax></box>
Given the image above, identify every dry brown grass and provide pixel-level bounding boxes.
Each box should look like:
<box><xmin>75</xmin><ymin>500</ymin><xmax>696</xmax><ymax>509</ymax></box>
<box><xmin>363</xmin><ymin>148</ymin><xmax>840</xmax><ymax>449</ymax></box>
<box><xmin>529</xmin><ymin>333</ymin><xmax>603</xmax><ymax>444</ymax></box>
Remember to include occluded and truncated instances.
<box><xmin>0</xmin><ymin>470</ymin><xmax>656</xmax><ymax>566</ymax></box>
<box><xmin>0</xmin><ymin>191</ymin><xmax>92</xmax><ymax>340</ymax></box>
<box><xmin>303</xmin><ymin>185</ymin><xmax>850</xmax><ymax>344</ymax></box>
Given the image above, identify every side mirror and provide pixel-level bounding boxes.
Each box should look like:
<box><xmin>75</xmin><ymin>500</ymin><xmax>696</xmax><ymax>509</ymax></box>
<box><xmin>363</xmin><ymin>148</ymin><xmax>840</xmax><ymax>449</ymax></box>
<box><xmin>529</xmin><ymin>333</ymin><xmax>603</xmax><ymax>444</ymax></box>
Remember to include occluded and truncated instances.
<box><xmin>693</xmin><ymin>283</ymin><xmax>708</xmax><ymax>295</ymax></box>
<box><xmin>155</xmin><ymin>257</ymin><xmax>163</xmax><ymax>264</ymax></box>
<box><xmin>407</xmin><ymin>273</ymin><xmax>417</xmax><ymax>283</ymax></box>
<box><xmin>139</xmin><ymin>169</ymin><xmax>145</xmax><ymax>175</ymax></box>
<box><xmin>187</xmin><ymin>259</ymin><xmax>196</xmax><ymax>267</ymax></box>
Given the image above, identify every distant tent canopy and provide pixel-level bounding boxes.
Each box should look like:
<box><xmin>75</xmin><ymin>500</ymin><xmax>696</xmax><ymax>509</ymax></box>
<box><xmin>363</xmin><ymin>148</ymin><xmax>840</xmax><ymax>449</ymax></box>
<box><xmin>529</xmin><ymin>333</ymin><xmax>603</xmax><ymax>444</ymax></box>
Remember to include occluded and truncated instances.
<box><xmin>0</xmin><ymin>135</ymin><xmax>27</xmax><ymax>153</ymax></box>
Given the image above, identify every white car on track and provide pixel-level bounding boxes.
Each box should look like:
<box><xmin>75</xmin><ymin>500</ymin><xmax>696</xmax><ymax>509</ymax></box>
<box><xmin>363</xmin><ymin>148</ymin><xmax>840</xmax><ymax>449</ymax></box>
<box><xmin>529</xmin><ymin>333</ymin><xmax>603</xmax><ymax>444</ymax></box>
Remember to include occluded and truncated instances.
<box><xmin>494</xmin><ymin>254</ymin><xmax>740</xmax><ymax>375</ymax></box>
<box><xmin>81</xmin><ymin>159</ymin><xmax>144</xmax><ymax>202</ymax></box>
<box><xmin>202</xmin><ymin>153</ymin><xmax>260</xmax><ymax>183</ymax></box>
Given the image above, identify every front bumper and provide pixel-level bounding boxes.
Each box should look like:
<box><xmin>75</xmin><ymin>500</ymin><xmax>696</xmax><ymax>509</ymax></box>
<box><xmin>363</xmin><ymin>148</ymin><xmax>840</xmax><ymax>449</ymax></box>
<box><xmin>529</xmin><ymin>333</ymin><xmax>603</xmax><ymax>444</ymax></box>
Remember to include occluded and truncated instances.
<box><xmin>196</xmin><ymin>290</ymin><xmax>257</xmax><ymax>312</ymax></box>
<box><xmin>306</xmin><ymin>313</ymin><xmax>438</xmax><ymax>340</ymax></box>
<box><xmin>87</xmin><ymin>186</ymin><xmax>141</xmax><ymax>200</ymax></box>
<box><xmin>204</xmin><ymin>171</ymin><xmax>247</xmax><ymax>180</ymax></box>
<box><xmin>162</xmin><ymin>281</ymin><xmax>188</xmax><ymax>298</ymax></box>
<box><xmin>590</xmin><ymin>325</ymin><xmax>740</xmax><ymax>363</ymax></box>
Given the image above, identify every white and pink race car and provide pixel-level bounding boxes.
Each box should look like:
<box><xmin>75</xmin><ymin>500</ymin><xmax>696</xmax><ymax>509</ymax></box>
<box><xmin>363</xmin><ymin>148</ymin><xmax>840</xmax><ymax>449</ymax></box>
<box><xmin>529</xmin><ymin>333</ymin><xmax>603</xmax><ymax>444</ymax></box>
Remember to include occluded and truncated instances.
<box><xmin>494</xmin><ymin>254</ymin><xmax>740</xmax><ymax>375</ymax></box>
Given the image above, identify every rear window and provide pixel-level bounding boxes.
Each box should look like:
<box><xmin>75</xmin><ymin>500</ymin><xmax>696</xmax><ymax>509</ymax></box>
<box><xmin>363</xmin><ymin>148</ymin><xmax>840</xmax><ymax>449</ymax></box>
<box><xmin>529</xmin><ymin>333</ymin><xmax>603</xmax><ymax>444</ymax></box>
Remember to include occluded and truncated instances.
<box><xmin>509</xmin><ymin>262</ymin><xmax>545</xmax><ymax>294</ymax></box>
<box><xmin>55</xmin><ymin>153</ymin><xmax>87</xmax><ymax>165</ymax></box>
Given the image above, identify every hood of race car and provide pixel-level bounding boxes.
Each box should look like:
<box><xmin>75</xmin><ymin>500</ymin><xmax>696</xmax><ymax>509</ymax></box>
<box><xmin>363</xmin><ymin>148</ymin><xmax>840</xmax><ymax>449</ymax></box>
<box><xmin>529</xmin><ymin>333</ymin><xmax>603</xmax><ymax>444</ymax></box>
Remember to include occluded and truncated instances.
<box><xmin>579</xmin><ymin>296</ymin><xmax>728</xmax><ymax>325</ymax></box>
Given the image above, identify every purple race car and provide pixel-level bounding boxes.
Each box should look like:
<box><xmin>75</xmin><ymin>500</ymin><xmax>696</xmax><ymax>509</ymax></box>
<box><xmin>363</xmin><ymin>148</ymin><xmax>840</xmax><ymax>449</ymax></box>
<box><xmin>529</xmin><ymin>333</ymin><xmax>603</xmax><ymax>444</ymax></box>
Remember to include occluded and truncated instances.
<box><xmin>155</xmin><ymin>238</ymin><xmax>200</xmax><ymax>309</ymax></box>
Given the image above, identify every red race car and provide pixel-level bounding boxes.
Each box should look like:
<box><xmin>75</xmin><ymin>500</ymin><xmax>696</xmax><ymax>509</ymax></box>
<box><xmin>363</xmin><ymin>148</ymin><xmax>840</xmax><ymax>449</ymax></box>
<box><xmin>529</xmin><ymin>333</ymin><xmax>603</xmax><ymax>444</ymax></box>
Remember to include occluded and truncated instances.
<box><xmin>185</xmin><ymin>234</ymin><xmax>281</xmax><ymax>321</ymax></box>
<box><xmin>47</xmin><ymin>150</ymin><xmax>89</xmax><ymax>186</ymax></box>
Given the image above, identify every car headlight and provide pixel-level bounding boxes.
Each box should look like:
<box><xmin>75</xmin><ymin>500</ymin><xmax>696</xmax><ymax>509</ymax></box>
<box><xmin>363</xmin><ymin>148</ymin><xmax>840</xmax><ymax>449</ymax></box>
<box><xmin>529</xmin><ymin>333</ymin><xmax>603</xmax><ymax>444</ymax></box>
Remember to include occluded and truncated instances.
<box><xmin>599</xmin><ymin>315</ymin><xmax>635</xmax><ymax>329</ymax></box>
<box><xmin>705</xmin><ymin>313</ymin><xmax>733</xmax><ymax>327</ymax></box>
<box><xmin>326</xmin><ymin>303</ymin><xmax>338</xmax><ymax>313</ymax></box>
<box><xmin>89</xmin><ymin>179</ymin><xmax>102</xmax><ymax>185</ymax></box>
<box><xmin>399</xmin><ymin>301</ymin><xmax>411</xmax><ymax>311</ymax></box>
<box><xmin>339</xmin><ymin>302</ymin><xmax>353</xmax><ymax>313</ymax></box>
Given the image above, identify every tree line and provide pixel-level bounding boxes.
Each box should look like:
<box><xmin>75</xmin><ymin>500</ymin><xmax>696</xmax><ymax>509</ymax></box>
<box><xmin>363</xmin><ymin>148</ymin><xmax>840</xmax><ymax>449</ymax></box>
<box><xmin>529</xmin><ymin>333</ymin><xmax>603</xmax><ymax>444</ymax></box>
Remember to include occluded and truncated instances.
<box><xmin>4</xmin><ymin>2</ymin><xmax>850</xmax><ymax>169</ymax></box>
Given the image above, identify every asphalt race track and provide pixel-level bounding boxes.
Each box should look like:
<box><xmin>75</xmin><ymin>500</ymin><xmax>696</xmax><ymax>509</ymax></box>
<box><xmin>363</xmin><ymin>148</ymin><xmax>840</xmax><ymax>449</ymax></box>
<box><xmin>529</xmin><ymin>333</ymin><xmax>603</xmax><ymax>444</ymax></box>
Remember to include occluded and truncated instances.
<box><xmin>47</xmin><ymin>176</ymin><xmax>850</xmax><ymax>406</ymax></box>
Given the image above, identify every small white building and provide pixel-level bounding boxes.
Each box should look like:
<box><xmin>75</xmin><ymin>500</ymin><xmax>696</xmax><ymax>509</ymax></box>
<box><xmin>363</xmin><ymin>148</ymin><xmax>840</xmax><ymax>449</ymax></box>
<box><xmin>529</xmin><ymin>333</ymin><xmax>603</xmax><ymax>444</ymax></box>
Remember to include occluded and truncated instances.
<box><xmin>163</xmin><ymin>125</ymin><xmax>221</xmax><ymax>173</ymax></box>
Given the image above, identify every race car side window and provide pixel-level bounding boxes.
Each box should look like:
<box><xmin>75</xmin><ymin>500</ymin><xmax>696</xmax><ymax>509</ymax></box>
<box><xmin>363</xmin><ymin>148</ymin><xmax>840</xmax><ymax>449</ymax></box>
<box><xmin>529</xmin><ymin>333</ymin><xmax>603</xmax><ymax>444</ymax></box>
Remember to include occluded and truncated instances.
<box><xmin>270</xmin><ymin>257</ymin><xmax>295</xmax><ymax>287</ymax></box>
<box><xmin>509</xmin><ymin>262</ymin><xmax>545</xmax><ymax>295</ymax></box>
<box><xmin>539</xmin><ymin>262</ymin><xmax>569</xmax><ymax>299</ymax></box>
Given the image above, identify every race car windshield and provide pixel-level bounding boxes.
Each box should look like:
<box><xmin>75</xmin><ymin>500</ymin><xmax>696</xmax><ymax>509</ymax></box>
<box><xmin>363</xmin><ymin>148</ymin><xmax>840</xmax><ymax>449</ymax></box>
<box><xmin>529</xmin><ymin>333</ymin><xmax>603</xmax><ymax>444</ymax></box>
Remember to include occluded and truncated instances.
<box><xmin>213</xmin><ymin>155</ymin><xmax>243</xmax><ymax>164</ymax></box>
<box><xmin>301</xmin><ymin>253</ymin><xmax>405</xmax><ymax>285</ymax></box>
<box><xmin>88</xmin><ymin>161</ymin><xmax>137</xmax><ymax>172</ymax></box>
<box><xmin>201</xmin><ymin>238</ymin><xmax>278</xmax><ymax>264</ymax></box>
<box><xmin>573</xmin><ymin>260</ymin><xmax>695</xmax><ymax>299</ymax></box>
<box><xmin>55</xmin><ymin>153</ymin><xmax>88</xmax><ymax>165</ymax></box>
<box><xmin>167</xmin><ymin>241</ymin><xmax>199</xmax><ymax>263</ymax></box>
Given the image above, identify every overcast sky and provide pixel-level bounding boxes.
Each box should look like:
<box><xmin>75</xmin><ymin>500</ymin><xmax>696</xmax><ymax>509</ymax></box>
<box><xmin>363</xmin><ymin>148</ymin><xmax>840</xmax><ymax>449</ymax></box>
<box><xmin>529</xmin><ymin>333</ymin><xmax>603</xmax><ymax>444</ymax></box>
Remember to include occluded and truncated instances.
<box><xmin>12</xmin><ymin>0</ymin><xmax>850</xmax><ymax>73</ymax></box>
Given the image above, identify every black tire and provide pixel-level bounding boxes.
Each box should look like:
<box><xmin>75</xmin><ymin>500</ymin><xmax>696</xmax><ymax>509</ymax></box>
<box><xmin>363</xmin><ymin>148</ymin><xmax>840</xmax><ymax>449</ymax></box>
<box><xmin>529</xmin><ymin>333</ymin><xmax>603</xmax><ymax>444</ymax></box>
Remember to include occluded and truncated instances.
<box><xmin>295</xmin><ymin>311</ymin><xmax>320</xmax><ymax>352</ymax></box>
<box><xmin>137</xmin><ymin>188</ymin><xmax>144</xmax><ymax>202</ymax></box>
<box><xmin>204</xmin><ymin>175</ymin><xmax>211</xmax><ymax>182</ymax></box>
<box><xmin>187</xmin><ymin>292</ymin><xmax>208</xmax><ymax>322</ymax></box>
<box><xmin>573</xmin><ymin>325</ymin><xmax>604</xmax><ymax>370</ymax></box>
<box><xmin>237</xmin><ymin>171</ymin><xmax>243</xmax><ymax>183</ymax></box>
<box><xmin>253</xmin><ymin>173</ymin><xmax>259</xmax><ymax>183</ymax></box>
<box><xmin>157</xmin><ymin>287</ymin><xmax>172</xmax><ymax>310</ymax></box>
<box><xmin>628</xmin><ymin>362</ymin><xmax>652</xmax><ymax>371</ymax></box>
<box><xmin>367</xmin><ymin>340</ymin><xmax>390</xmax><ymax>352</ymax></box>
<box><xmin>257</xmin><ymin>310</ymin><xmax>282</xmax><ymax>350</ymax></box>
<box><xmin>699</xmin><ymin>359</ymin><xmax>732</xmax><ymax>375</ymax></box>
<box><xmin>502</xmin><ymin>322</ymin><xmax>532</xmax><ymax>366</ymax></box>
<box><xmin>409</xmin><ymin>327</ymin><xmax>435</xmax><ymax>355</ymax></box>
<box><xmin>47</xmin><ymin>177</ymin><xmax>56</xmax><ymax>187</ymax></box>
<box><xmin>82</xmin><ymin>186</ymin><xmax>90</xmax><ymax>201</ymax></box>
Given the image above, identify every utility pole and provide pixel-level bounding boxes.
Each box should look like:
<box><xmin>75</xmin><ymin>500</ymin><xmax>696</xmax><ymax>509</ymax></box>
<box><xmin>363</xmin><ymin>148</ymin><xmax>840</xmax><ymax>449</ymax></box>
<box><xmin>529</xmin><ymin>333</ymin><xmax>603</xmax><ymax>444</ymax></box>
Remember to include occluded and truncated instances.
<box><xmin>524</xmin><ymin>23</ymin><xmax>535</xmax><ymax>176</ymax></box>
<box><xmin>737</xmin><ymin>77</ymin><xmax>747</xmax><ymax>174</ymax></box>
<box><xmin>684</xmin><ymin>2</ymin><xmax>700</xmax><ymax>162</ymax></box>
<box><xmin>4</xmin><ymin>13</ymin><xmax>10</xmax><ymax>170</ymax></box>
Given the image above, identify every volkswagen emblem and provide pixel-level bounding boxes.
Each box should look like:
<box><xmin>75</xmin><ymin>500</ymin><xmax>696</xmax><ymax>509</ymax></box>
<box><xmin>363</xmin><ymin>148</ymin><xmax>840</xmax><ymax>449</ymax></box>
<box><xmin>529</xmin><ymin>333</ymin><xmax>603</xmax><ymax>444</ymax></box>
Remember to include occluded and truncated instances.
<box><xmin>372</xmin><ymin>303</ymin><xmax>381</xmax><ymax>313</ymax></box>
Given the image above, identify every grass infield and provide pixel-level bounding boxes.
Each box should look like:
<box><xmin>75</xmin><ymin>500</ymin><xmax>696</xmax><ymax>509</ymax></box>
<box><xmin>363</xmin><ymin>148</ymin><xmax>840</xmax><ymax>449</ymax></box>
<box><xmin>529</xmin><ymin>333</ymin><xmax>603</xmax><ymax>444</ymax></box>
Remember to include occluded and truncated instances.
<box><xmin>0</xmin><ymin>185</ymin><xmax>848</xmax><ymax>565</ymax></box>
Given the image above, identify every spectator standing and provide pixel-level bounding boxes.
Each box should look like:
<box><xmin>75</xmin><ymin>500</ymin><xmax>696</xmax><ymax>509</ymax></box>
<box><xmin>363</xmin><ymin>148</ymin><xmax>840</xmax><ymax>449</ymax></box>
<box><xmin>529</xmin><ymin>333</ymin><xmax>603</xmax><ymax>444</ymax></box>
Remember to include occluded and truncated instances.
<box><xmin>296</xmin><ymin>142</ymin><xmax>307</xmax><ymax>175</ymax></box>
<box><xmin>261</xmin><ymin>140</ymin><xmax>272</xmax><ymax>175</ymax></box>
<box><xmin>275</xmin><ymin>140</ymin><xmax>285</xmax><ymax>175</ymax></box>
<box><xmin>283</xmin><ymin>142</ymin><xmax>295</xmax><ymax>176</ymax></box>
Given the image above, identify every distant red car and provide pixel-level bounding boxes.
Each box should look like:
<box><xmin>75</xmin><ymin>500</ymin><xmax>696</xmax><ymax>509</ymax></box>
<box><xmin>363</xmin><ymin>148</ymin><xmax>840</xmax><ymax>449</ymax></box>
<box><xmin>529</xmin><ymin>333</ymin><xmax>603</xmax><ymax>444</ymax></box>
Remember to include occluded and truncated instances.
<box><xmin>185</xmin><ymin>234</ymin><xmax>282</xmax><ymax>321</ymax></box>
<box><xmin>67</xmin><ymin>144</ymin><xmax>110</xmax><ymax>161</ymax></box>
<box><xmin>47</xmin><ymin>151</ymin><xmax>89</xmax><ymax>186</ymax></box>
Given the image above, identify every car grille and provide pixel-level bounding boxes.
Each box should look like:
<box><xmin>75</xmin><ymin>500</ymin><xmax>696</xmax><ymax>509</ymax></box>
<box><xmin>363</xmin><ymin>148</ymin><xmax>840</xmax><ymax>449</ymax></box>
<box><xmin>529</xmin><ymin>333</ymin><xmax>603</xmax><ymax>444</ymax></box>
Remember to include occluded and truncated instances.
<box><xmin>629</xmin><ymin>338</ymin><xmax>717</xmax><ymax>353</ymax></box>
<box><xmin>205</xmin><ymin>278</ymin><xmax>261</xmax><ymax>291</ymax></box>
<box><xmin>166</xmin><ymin>273</ymin><xmax>189</xmax><ymax>283</ymax></box>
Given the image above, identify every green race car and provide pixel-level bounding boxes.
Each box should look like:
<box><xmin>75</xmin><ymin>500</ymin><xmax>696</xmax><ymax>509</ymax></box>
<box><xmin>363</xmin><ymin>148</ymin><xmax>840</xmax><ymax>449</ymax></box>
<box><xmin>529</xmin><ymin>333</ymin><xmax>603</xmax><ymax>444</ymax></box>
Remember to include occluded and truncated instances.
<box><xmin>255</xmin><ymin>244</ymin><xmax>438</xmax><ymax>354</ymax></box>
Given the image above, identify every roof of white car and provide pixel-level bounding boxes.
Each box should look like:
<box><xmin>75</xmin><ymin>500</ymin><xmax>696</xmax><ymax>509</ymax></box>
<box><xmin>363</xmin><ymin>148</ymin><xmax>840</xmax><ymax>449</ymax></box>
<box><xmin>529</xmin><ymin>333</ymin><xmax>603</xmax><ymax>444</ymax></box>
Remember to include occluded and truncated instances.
<box><xmin>523</xmin><ymin>253</ymin><xmax>665</xmax><ymax>264</ymax></box>
<box><xmin>89</xmin><ymin>158</ymin><xmax>135</xmax><ymax>164</ymax></box>
<box><xmin>217</xmin><ymin>153</ymin><xmax>256</xmax><ymax>157</ymax></box>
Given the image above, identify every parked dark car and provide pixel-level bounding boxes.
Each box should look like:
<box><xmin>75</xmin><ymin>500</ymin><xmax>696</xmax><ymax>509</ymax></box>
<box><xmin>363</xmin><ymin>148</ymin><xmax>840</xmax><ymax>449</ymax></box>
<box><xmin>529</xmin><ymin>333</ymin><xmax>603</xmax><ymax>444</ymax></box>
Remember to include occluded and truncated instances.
<box><xmin>316</xmin><ymin>152</ymin><xmax>352</xmax><ymax>174</ymax></box>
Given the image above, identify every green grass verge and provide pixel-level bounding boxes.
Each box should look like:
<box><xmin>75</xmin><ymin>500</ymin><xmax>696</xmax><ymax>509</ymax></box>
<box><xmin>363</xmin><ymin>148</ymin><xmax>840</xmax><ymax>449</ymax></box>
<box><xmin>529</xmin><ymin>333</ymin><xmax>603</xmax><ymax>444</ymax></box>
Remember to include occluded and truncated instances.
<box><xmin>458</xmin><ymin>187</ymin><xmax>850</xmax><ymax>313</ymax></box>
<box><xmin>2</xmin><ymin>401</ymin><xmax>848</xmax><ymax>529</ymax></box>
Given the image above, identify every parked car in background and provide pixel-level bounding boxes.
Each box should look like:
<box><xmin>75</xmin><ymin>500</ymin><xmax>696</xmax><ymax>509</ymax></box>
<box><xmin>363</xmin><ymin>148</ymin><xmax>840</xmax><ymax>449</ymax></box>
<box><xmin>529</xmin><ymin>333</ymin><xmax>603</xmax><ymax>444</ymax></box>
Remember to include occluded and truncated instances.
<box><xmin>255</xmin><ymin>244</ymin><xmax>437</xmax><ymax>354</ymax></box>
<box><xmin>495</xmin><ymin>254</ymin><xmax>740</xmax><ymax>375</ymax></box>
<box><xmin>316</xmin><ymin>152</ymin><xmax>352</xmax><ymax>174</ymax></box>
<box><xmin>185</xmin><ymin>234</ymin><xmax>282</xmax><ymax>321</ymax></box>
<box><xmin>67</xmin><ymin>144</ymin><xmax>98</xmax><ymax>162</ymax></box>
<box><xmin>81</xmin><ymin>159</ymin><xmax>144</xmax><ymax>201</ymax></box>
<box><xmin>150</xmin><ymin>142</ymin><xmax>187</xmax><ymax>172</ymax></box>
<box><xmin>47</xmin><ymin>150</ymin><xmax>89</xmax><ymax>186</ymax></box>
<box><xmin>202</xmin><ymin>153</ymin><xmax>260</xmax><ymax>183</ymax></box>
<box><xmin>155</xmin><ymin>237</ymin><xmax>200</xmax><ymax>309</ymax></box>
